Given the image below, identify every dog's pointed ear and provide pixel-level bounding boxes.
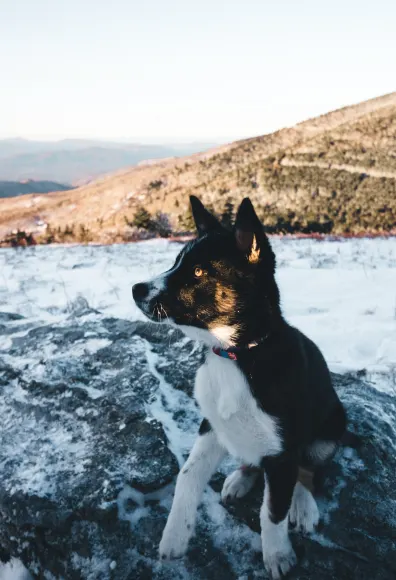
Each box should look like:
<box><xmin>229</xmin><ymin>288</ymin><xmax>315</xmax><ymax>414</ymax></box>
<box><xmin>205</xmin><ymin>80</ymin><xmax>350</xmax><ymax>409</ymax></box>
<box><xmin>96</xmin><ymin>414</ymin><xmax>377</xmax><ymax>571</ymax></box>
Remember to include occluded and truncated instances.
<box><xmin>190</xmin><ymin>196</ymin><xmax>223</xmax><ymax>237</ymax></box>
<box><xmin>234</xmin><ymin>198</ymin><xmax>275</xmax><ymax>270</ymax></box>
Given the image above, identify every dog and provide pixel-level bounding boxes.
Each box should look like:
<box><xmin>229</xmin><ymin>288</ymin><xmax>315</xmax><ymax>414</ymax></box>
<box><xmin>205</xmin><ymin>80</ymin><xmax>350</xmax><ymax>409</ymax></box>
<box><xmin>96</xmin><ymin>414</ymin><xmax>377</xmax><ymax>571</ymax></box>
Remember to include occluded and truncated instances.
<box><xmin>132</xmin><ymin>196</ymin><xmax>347</xmax><ymax>578</ymax></box>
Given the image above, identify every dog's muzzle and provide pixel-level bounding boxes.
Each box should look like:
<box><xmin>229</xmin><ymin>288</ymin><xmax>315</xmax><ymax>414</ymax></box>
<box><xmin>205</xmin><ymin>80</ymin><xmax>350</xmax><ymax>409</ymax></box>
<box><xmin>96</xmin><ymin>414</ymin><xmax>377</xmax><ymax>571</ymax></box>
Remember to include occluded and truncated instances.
<box><xmin>132</xmin><ymin>282</ymin><xmax>169</xmax><ymax>323</ymax></box>
<box><xmin>132</xmin><ymin>282</ymin><xmax>149</xmax><ymax>302</ymax></box>
<box><xmin>132</xmin><ymin>282</ymin><xmax>151</xmax><ymax>316</ymax></box>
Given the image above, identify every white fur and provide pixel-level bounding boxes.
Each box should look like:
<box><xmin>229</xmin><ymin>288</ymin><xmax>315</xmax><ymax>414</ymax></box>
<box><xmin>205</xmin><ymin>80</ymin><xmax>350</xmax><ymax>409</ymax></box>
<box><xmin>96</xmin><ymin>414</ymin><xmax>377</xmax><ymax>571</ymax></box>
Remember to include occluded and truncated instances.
<box><xmin>261</xmin><ymin>476</ymin><xmax>297</xmax><ymax>579</ymax></box>
<box><xmin>195</xmin><ymin>351</ymin><xmax>282</xmax><ymax>464</ymax></box>
<box><xmin>160</xmin><ymin>348</ymin><xmax>283</xmax><ymax>563</ymax></box>
<box><xmin>177</xmin><ymin>324</ymin><xmax>236</xmax><ymax>348</ymax></box>
<box><xmin>289</xmin><ymin>482</ymin><xmax>319</xmax><ymax>532</ymax></box>
<box><xmin>221</xmin><ymin>468</ymin><xmax>258</xmax><ymax>502</ymax></box>
<box><xmin>306</xmin><ymin>440</ymin><xmax>336</xmax><ymax>463</ymax></box>
<box><xmin>147</xmin><ymin>275</ymin><xmax>166</xmax><ymax>296</ymax></box>
<box><xmin>209</xmin><ymin>325</ymin><xmax>237</xmax><ymax>346</ymax></box>
<box><xmin>143</xmin><ymin>255</ymin><xmax>184</xmax><ymax>307</ymax></box>
<box><xmin>137</xmin><ymin>277</ymin><xmax>166</xmax><ymax>317</ymax></box>
<box><xmin>176</xmin><ymin>325</ymin><xmax>220</xmax><ymax>346</ymax></box>
<box><xmin>145</xmin><ymin>273</ymin><xmax>169</xmax><ymax>306</ymax></box>
<box><xmin>159</xmin><ymin>430</ymin><xmax>225</xmax><ymax>560</ymax></box>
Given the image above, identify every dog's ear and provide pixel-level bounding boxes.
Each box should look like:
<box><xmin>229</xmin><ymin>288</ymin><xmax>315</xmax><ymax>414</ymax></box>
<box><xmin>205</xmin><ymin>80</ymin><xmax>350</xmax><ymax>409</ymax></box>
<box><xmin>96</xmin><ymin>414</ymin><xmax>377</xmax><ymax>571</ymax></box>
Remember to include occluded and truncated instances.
<box><xmin>190</xmin><ymin>196</ymin><xmax>223</xmax><ymax>237</ymax></box>
<box><xmin>234</xmin><ymin>198</ymin><xmax>275</xmax><ymax>271</ymax></box>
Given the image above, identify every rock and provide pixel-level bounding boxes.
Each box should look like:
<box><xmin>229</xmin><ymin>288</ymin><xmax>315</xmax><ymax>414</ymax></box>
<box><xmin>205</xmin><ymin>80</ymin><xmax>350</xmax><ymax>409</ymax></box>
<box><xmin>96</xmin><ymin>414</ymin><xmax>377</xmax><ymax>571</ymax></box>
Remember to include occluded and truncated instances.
<box><xmin>0</xmin><ymin>311</ymin><xmax>25</xmax><ymax>322</ymax></box>
<box><xmin>0</xmin><ymin>313</ymin><xmax>395</xmax><ymax>579</ymax></box>
<box><xmin>67</xmin><ymin>295</ymin><xmax>100</xmax><ymax>318</ymax></box>
<box><xmin>0</xmin><ymin>311</ymin><xmax>32</xmax><ymax>337</ymax></box>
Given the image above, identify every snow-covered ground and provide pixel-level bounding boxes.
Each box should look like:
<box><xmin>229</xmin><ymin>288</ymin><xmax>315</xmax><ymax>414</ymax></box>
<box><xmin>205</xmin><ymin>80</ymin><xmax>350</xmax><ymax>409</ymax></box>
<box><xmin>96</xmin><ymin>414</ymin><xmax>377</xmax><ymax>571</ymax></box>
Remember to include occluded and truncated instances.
<box><xmin>0</xmin><ymin>237</ymin><xmax>395</xmax><ymax>579</ymax></box>
<box><xmin>1</xmin><ymin>237</ymin><xmax>395</xmax><ymax>376</ymax></box>
<box><xmin>0</xmin><ymin>559</ymin><xmax>32</xmax><ymax>580</ymax></box>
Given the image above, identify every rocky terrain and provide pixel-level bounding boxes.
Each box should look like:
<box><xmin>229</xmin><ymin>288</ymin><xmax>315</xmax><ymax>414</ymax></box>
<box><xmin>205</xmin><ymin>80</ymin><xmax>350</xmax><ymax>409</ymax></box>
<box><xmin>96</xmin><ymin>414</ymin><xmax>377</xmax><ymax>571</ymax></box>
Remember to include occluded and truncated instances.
<box><xmin>0</xmin><ymin>308</ymin><xmax>395</xmax><ymax>579</ymax></box>
<box><xmin>0</xmin><ymin>92</ymin><xmax>395</xmax><ymax>244</ymax></box>
<box><xmin>0</xmin><ymin>235</ymin><xmax>395</xmax><ymax>579</ymax></box>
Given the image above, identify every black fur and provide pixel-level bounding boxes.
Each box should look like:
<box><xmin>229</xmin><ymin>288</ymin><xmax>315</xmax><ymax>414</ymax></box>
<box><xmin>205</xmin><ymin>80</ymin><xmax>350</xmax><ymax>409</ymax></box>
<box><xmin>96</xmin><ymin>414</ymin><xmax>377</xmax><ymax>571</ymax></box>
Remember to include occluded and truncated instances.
<box><xmin>236</xmin><ymin>327</ymin><xmax>346</xmax><ymax>456</ymax></box>
<box><xmin>261</xmin><ymin>455</ymin><xmax>298</xmax><ymax>524</ymax></box>
<box><xmin>133</xmin><ymin>196</ymin><xmax>347</xmax><ymax>526</ymax></box>
<box><xmin>198</xmin><ymin>418</ymin><xmax>212</xmax><ymax>435</ymax></box>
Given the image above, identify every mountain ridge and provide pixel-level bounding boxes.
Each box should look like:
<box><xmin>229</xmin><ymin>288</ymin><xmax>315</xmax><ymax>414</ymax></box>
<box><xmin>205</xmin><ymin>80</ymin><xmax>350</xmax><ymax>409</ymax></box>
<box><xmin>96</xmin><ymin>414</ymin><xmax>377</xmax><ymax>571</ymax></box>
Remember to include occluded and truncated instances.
<box><xmin>0</xmin><ymin>139</ymin><xmax>217</xmax><ymax>183</ymax></box>
<box><xmin>0</xmin><ymin>179</ymin><xmax>72</xmax><ymax>199</ymax></box>
<box><xmin>1</xmin><ymin>92</ymin><xmax>395</xmax><ymax>243</ymax></box>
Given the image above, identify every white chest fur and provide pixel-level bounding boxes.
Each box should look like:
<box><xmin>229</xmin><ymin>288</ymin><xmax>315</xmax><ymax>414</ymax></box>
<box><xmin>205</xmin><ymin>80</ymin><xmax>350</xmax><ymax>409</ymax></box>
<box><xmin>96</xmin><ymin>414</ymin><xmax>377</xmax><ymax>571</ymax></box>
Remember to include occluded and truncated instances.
<box><xmin>194</xmin><ymin>352</ymin><xmax>282</xmax><ymax>465</ymax></box>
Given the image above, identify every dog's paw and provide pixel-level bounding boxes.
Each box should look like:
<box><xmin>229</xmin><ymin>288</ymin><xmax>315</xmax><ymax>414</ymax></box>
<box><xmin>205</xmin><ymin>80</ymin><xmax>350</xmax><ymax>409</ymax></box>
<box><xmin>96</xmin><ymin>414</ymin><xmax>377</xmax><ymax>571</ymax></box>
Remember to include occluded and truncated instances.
<box><xmin>262</xmin><ymin>541</ymin><xmax>297</xmax><ymax>579</ymax></box>
<box><xmin>289</xmin><ymin>482</ymin><xmax>319</xmax><ymax>533</ymax></box>
<box><xmin>159</xmin><ymin>517</ymin><xmax>193</xmax><ymax>561</ymax></box>
<box><xmin>221</xmin><ymin>468</ymin><xmax>257</xmax><ymax>503</ymax></box>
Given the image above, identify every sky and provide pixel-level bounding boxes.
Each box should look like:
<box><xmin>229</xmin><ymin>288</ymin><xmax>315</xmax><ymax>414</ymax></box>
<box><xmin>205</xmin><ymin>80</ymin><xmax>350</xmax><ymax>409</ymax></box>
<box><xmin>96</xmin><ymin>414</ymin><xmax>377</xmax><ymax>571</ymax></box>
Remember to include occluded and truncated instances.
<box><xmin>0</xmin><ymin>0</ymin><xmax>395</xmax><ymax>143</ymax></box>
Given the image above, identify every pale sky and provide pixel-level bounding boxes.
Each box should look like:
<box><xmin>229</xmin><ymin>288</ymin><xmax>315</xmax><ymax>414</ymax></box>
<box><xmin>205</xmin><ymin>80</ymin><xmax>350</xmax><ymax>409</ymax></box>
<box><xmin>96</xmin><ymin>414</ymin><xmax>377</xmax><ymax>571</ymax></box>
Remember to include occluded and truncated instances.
<box><xmin>0</xmin><ymin>0</ymin><xmax>395</xmax><ymax>142</ymax></box>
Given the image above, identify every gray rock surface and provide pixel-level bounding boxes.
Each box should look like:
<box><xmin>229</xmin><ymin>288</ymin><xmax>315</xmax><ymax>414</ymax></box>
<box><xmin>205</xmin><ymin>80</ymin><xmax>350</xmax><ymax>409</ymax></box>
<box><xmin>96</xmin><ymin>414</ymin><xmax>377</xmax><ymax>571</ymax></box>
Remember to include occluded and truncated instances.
<box><xmin>0</xmin><ymin>311</ymin><xmax>395</xmax><ymax>579</ymax></box>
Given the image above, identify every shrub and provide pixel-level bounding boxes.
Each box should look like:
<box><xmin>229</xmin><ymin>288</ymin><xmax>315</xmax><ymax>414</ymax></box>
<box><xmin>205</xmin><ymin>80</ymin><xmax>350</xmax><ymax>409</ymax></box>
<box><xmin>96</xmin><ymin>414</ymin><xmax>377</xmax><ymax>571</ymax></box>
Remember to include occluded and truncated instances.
<box><xmin>64</xmin><ymin>224</ymin><xmax>75</xmax><ymax>237</ymax></box>
<box><xmin>44</xmin><ymin>226</ymin><xmax>55</xmax><ymax>244</ymax></box>
<box><xmin>79</xmin><ymin>224</ymin><xmax>92</xmax><ymax>243</ymax></box>
<box><xmin>122</xmin><ymin>226</ymin><xmax>155</xmax><ymax>242</ymax></box>
<box><xmin>131</xmin><ymin>206</ymin><xmax>152</xmax><ymax>230</ymax></box>
<box><xmin>220</xmin><ymin>198</ymin><xmax>234</xmax><ymax>229</ymax></box>
<box><xmin>5</xmin><ymin>230</ymin><xmax>36</xmax><ymax>247</ymax></box>
<box><xmin>178</xmin><ymin>206</ymin><xmax>196</xmax><ymax>233</ymax></box>
<box><xmin>148</xmin><ymin>179</ymin><xmax>164</xmax><ymax>190</ymax></box>
<box><xmin>151</xmin><ymin>212</ymin><xmax>172</xmax><ymax>237</ymax></box>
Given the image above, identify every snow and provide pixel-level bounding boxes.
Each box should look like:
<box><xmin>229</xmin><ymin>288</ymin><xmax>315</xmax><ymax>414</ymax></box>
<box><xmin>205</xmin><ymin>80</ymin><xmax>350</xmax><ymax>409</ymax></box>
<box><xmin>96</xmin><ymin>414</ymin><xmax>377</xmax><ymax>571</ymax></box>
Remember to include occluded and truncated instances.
<box><xmin>0</xmin><ymin>237</ymin><xmax>395</xmax><ymax>578</ymax></box>
<box><xmin>0</xmin><ymin>559</ymin><xmax>32</xmax><ymax>580</ymax></box>
<box><xmin>144</xmin><ymin>339</ymin><xmax>199</xmax><ymax>465</ymax></box>
<box><xmin>2</xmin><ymin>408</ymin><xmax>92</xmax><ymax>497</ymax></box>
<box><xmin>0</xmin><ymin>237</ymin><xmax>395</xmax><ymax>376</ymax></box>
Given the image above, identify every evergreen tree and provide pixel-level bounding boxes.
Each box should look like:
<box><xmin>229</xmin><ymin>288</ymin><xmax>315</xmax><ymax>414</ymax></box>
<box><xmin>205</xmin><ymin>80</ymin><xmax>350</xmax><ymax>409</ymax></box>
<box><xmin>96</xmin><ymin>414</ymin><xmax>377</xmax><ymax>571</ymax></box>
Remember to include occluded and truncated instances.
<box><xmin>221</xmin><ymin>198</ymin><xmax>234</xmax><ymax>230</ymax></box>
<box><xmin>178</xmin><ymin>205</ymin><xmax>196</xmax><ymax>233</ymax></box>
<box><xmin>132</xmin><ymin>206</ymin><xmax>152</xmax><ymax>230</ymax></box>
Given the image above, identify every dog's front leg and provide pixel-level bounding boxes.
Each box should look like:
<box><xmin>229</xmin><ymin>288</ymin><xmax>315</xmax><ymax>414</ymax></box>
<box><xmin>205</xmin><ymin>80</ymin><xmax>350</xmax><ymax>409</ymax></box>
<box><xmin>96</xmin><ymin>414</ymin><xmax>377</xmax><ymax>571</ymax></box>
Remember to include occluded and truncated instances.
<box><xmin>260</xmin><ymin>455</ymin><xmax>298</xmax><ymax>579</ymax></box>
<box><xmin>159</xmin><ymin>422</ymin><xmax>226</xmax><ymax>560</ymax></box>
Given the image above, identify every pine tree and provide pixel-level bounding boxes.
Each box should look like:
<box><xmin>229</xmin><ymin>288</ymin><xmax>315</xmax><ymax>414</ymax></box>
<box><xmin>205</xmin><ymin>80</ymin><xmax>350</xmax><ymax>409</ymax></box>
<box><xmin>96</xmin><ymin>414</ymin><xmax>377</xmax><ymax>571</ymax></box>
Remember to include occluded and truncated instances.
<box><xmin>132</xmin><ymin>206</ymin><xmax>152</xmax><ymax>230</ymax></box>
<box><xmin>221</xmin><ymin>198</ymin><xmax>234</xmax><ymax>230</ymax></box>
<box><xmin>178</xmin><ymin>205</ymin><xmax>196</xmax><ymax>233</ymax></box>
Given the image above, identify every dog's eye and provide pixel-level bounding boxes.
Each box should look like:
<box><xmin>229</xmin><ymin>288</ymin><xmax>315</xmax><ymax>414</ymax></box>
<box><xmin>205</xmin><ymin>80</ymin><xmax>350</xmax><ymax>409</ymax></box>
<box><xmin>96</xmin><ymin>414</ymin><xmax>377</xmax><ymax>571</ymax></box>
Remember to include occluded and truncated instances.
<box><xmin>194</xmin><ymin>267</ymin><xmax>203</xmax><ymax>278</ymax></box>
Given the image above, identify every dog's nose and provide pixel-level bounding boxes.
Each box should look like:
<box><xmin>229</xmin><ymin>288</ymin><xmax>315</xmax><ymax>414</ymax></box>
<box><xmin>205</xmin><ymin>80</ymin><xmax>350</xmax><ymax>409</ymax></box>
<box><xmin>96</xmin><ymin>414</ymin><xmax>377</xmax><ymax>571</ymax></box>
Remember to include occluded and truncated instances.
<box><xmin>132</xmin><ymin>283</ymin><xmax>149</xmax><ymax>301</ymax></box>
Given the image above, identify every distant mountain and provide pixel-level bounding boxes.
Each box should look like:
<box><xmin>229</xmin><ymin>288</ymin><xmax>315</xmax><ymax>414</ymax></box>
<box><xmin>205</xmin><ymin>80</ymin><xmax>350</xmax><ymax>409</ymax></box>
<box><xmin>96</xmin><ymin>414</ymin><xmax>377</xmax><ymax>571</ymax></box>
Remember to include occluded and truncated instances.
<box><xmin>0</xmin><ymin>139</ymin><xmax>217</xmax><ymax>183</ymax></box>
<box><xmin>1</xmin><ymin>92</ymin><xmax>395</xmax><ymax>243</ymax></box>
<box><xmin>0</xmin><ymin>179</ymin><xmax>72</xmax><ymax>199</ymax></box>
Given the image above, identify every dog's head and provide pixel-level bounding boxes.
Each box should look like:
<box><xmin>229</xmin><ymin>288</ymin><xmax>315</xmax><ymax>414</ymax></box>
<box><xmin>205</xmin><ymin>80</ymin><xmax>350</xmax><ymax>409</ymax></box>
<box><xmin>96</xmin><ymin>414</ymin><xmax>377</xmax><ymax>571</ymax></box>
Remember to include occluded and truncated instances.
<box><xmin>132</xmin><ymin>196</ymin><xmax>280</xmax><ymax>347</ymax></box>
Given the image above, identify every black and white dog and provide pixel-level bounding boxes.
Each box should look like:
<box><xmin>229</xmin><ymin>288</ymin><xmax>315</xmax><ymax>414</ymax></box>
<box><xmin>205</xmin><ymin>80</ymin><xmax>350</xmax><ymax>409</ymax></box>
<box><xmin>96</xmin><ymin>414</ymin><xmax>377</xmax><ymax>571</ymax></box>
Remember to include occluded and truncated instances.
<box><xmin>132</xmin><ymin>196</ymin><xmax>347</xmax><ymax>578</ymax></box>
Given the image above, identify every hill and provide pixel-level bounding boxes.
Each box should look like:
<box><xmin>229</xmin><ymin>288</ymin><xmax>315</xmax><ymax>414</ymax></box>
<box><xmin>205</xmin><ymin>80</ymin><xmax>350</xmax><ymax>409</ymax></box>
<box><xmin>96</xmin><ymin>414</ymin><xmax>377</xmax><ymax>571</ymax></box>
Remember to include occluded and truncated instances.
<box><xmin>0</xmin><ymin>92</ymin><xmax>395</xmax><ymax>244</ymax></box>
<box><xmin>0</xmin><ymin>139</ymin><xmax>216</xmax><ymax>183</ymax></box>
<box><xmin>0</xmin><ymin>179</ymin><xmax>72</xmax><ymax>199</ymax></box>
